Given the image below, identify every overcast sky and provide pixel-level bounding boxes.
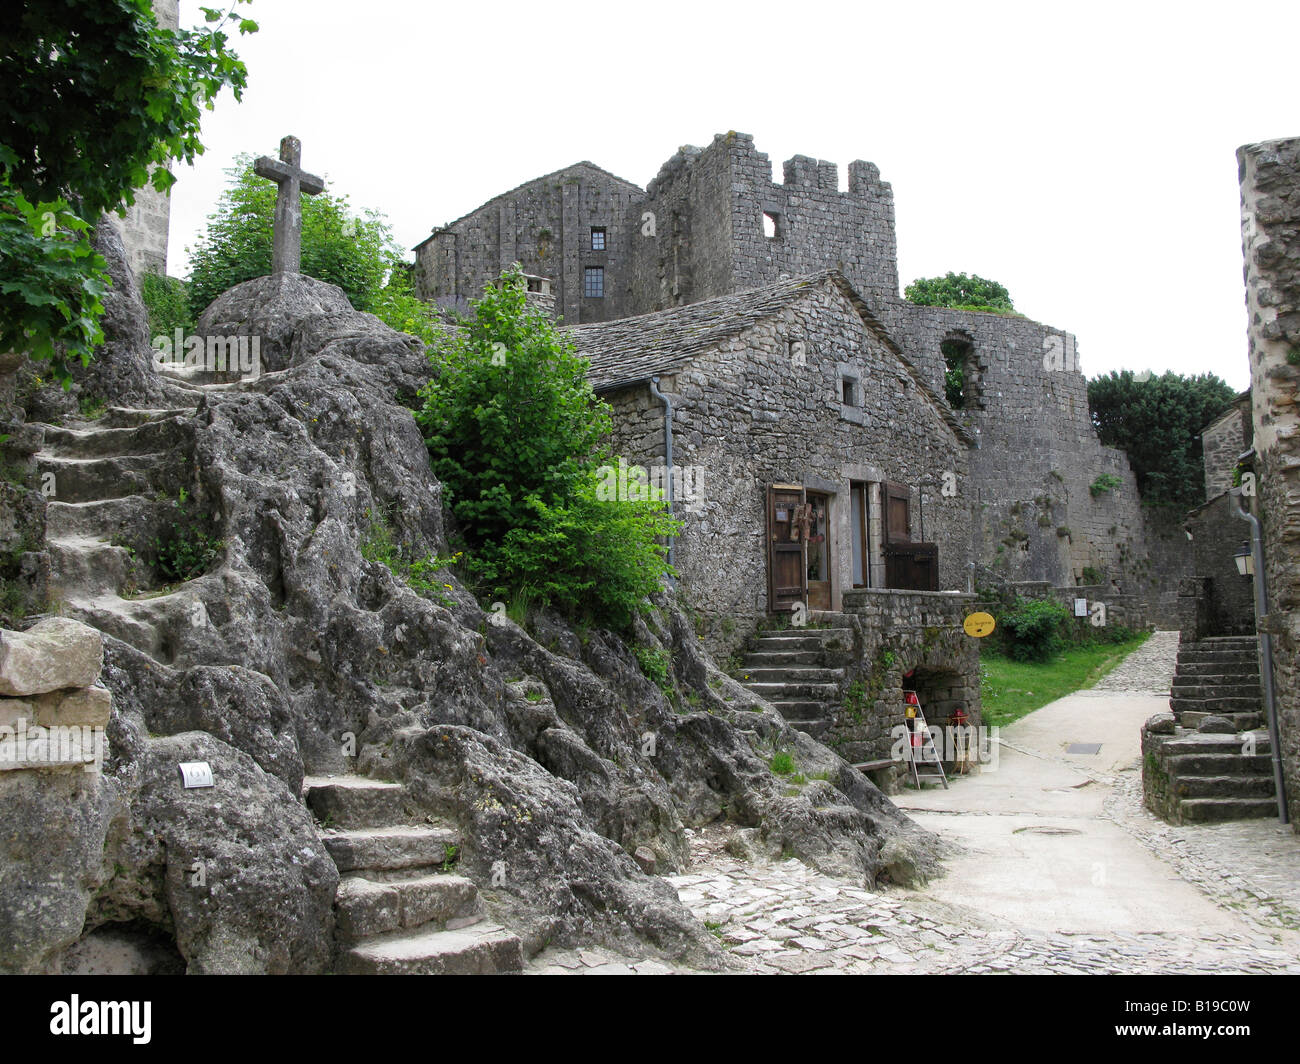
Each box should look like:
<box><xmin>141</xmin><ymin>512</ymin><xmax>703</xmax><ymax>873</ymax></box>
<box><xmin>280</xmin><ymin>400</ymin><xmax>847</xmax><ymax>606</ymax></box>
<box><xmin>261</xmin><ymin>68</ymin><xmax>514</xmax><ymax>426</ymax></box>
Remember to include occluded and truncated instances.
<box><xmin>166</xmin><ymin>0</ymin><xmax>1300</xmax><ymax>392</ymax></box>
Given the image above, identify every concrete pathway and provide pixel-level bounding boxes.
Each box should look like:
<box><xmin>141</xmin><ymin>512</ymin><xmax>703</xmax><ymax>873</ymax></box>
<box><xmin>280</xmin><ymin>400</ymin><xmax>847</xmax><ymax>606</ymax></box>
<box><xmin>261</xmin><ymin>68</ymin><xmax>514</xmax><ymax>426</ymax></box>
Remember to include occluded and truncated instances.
<box><xmin>528</xmin><ymin>632</ymin><xmax>1300</xmax><ymax>973</ymax></box>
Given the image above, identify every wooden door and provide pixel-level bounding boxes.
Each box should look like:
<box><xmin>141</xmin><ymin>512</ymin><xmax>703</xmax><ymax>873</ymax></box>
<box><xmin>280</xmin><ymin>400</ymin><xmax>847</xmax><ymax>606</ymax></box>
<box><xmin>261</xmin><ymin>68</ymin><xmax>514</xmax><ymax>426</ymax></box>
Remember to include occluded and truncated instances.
<box><xmin>806</xmin><ymin>492</ymin><xmax>832</xmax><ymax>611</ymax></box>
<box><xmin>766</xmin><ymin>485</ymin><xmax>807</xmax><ymax>614</ymax></box>
<box><xmin>884</xmin><ymin>482</ymin><xmax>910</xmax><ymax>544</ymax></box>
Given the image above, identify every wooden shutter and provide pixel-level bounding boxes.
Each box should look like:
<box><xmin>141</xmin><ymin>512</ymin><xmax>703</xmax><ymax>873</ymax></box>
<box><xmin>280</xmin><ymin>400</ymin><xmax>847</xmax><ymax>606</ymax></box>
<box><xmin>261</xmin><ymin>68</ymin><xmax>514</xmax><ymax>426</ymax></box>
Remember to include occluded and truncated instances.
<box><xmin>766</xmin><ymin>484</ymin><xmax>807</xmax><ymax>613</ymax></box>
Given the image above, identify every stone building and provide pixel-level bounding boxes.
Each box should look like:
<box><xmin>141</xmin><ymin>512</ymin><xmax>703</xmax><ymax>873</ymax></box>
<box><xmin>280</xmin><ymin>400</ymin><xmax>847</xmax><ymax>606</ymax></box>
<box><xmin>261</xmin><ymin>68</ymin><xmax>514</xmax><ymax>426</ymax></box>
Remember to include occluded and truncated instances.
<box><xmin>1238</xmin><ymin>136</ymin><xmax>1300</xmax><ymax>829</ymax></box>
<box><xmin>570</xmin><ymin>271</ymin><xmax>982</xmax><ymax>763</ymax></box>
<box><xmin>416</xmin><ymin>131</ymin><xmax>1176</xmax><ymax>625</ymax></box>
<box><xmin>413</xmin><ymin>162</ymin><xmax>642</xmax><ymax>323</ymax></box>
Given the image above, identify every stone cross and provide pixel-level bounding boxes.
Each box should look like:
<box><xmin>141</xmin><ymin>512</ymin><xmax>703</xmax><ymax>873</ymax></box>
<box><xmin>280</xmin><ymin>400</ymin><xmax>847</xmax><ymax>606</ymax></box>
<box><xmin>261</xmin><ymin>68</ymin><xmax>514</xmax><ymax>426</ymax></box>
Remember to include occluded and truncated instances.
<box><xmin>254</xmin><ymin>135</ymin><xmax>325</xmax><ymax>275</ymax></box>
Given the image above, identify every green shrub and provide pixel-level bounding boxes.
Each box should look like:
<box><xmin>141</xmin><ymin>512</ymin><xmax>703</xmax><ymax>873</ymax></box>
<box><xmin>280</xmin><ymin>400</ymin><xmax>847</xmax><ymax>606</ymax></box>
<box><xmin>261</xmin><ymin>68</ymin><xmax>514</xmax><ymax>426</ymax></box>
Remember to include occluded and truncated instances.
<box><xmin>152</xmin><ymin>490</ymin><xmax>222</xmax><ymax>584</ymax></box>
<box><xmin>416</xmin><ymin>265</ymin><xmax>680</xmax><ymax>629</ymax></box>
<box><xmin>1089</xmin><ymin>473</ymin><xmax>1122</xmax><ymax>498</ymax></box>
<box><xmin>635</xmin><ymin>647</ymin><xmax>672</xmax><ymax>696</ymax></box>
<box><xmin>140</xmin><ymin>271</ymin><xmax>193</xmax><ymax>340</ymax></box>
<box><xmin>998</xmin><ymin>596</ymin><xmax>1070</xmax><ymax>662</ymax></box>
<box><xmin>770</xmin><ymin>751</ymin><xmax>796</xmax><ymax>776</ymax></box>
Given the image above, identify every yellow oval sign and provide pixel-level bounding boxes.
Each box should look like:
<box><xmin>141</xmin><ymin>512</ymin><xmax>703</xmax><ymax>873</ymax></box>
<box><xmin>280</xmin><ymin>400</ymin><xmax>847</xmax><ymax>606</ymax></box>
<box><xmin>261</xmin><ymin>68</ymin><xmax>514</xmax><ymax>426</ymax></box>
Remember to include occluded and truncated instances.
<box><xmin>963</xmin><ymin>612</ymin><xmax>996</xmax><ymax>638</ymax></box>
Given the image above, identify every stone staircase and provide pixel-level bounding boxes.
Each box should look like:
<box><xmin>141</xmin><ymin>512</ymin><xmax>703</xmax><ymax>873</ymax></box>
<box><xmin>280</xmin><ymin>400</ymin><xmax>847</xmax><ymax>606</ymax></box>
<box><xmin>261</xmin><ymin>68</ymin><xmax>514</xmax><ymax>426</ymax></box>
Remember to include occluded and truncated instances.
<box><xmin>1169</xmin><ymin>635</ymin><xmax>1264</xmax><ymax>731</ymax></box>
<box><xmin>731</xmin><ymin>619</ymin><xmax>854</xmax><ymax>737</ymax></box>
<box><xmin>1142</xmin><ymin>730</ymin><xmax>1278</xmax><ymax>824</ymax></box>
<box><xmin>305</xmin><ymin>775</ymin><xmax>523</xmax><ymax>974</ymax></box>
<box><xmin>24</xmin><ymin>364</ymin><xmax>525</xmax><ymax>973</ymax></box>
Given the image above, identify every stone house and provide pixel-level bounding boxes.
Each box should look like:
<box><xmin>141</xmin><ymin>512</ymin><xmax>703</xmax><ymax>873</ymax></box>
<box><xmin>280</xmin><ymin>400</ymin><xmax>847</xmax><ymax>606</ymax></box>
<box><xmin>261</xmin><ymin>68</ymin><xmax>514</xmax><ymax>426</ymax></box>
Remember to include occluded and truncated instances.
<box><xmin>569</xmin><ymin>270</ymin><xmax>981</xmax><ymax>765</ymax></box>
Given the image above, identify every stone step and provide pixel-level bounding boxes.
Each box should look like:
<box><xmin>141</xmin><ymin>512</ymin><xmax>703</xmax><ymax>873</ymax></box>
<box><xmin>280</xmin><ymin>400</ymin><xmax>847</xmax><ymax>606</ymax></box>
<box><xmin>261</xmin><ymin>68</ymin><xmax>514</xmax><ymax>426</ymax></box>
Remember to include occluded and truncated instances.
<box><xmin>61</xmin><ymin>592</ymin><xmax>190</xmax><ymax>665</ymax></box>
<box><xmin>734</xmin><ymin>666</ymin><xmax>845</xmax><ymax>684</ymax></box>
<box><xmin>1170</xmin><ymin>682</ymin><xmax>1262</xmax><ymax>700</ymax></box>
<box><xmin>741</xmin><ymin>650</ymin><xmax>824</xmax><ymax>667</ymax></box>
<box><xmin>1177</xmin><ymin>710</ymin><xmax>1264</xmax><ymax>731</ymax></box>
<box><xmin>336</xmin><ymin>924</ymin><xmax>523</xmax><ymax>975</ymax></box>
<box><xmin>1173</xmin><ymin>774</ymin><xmax>1276</xmax><ymax>799</ymax></box>
<box><xmin>321</xmin><ymin>825</ymin><xmax>460</xmax><ymax>874</ymax></box>
<box><xmin>1157</xmin><ymin>733</ymin><xmax>1271</xmax><ymax>758</ymax></box>
<box><xmin>39</xmin><ymin>417</ymin><xmax>188</xmax><ymax>459</ymax></box>
<box><xmin>1176</xmin><ymin>650</ymin><xmax>1259</xmax><ymax>666</ymax></box>
<box><xmin>102</xmin><ymin>406</ymin><xmax>196</xmax><ymax>428</ymax></box>
<box><xmin>785</xmin><ymin>720</ymin><xmax>832</xmax><ymax>739</ymax></box>
<box><xmin>1173</xmin><ymin>661</ymin><xmax>1259</xmax><ymax>678</ymax></box>
<box><xmin>304</xmin><ymin>775</ymin><xmax>411</xmax><ymax>829</ymax></box>
<box><xmin>753</xmin><ymin>628</ymin><xmax>853</xmax><ymax>646</ymax></box>
<box><xmin>46</xmin><ymin>536</ymin><xmax>134</xmax><ymax>596</ymax></box>
<box><xmin>335</xmin><ymin>874</ymin><xmax>482</xmax><ymax>940</ymax></box>
<box><xmin>1170</xmin><ymin>696</ymin><xmax>1263</xmax><ymax>714</ymax></box>
<box><xmin>1177</xmin><ymin>797</ymin><xmax>1279</xmax><ymax>823</ymax></box>
<box><xmin>44</xmin><ymin>495</ymin><xmax>154</xmax><ymax>540</ymax></box>
<box><xmin>1189</xmin><ymin>636</ymin><xmax>1259</xmax><ymax>647</ymax></box>
<box><xmin>769</xmin><ymin>700</ymin><xmax>829</xmax><ymax>722</ymax></box>
<box><xmin>742</xmin><ymin>681</ymin><xmax>841</xmax><ymax>700</ymax></box>
<box><xmin>34</xmin><ymin>452</ymin><xmax>172</xmax><ymax>503</ymax></box>
<box><xmin>1166</xmin><ymin>753</ymin><xmax>1275</xmax><ymax>777</ymax></box>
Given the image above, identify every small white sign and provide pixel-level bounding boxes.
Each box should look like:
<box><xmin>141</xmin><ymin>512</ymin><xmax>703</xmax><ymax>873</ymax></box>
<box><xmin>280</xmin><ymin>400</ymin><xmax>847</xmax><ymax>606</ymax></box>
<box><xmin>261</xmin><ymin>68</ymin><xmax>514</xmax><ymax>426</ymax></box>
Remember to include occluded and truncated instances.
<box><xmin>1073</xmin><ymin>598</ymin><xmax>1088</xmax><ymax>618</ymax></box>
<box><xmin>179</xmin><ymin>761</ymin><xmax>214</xmax><ymax>789</ymax></box>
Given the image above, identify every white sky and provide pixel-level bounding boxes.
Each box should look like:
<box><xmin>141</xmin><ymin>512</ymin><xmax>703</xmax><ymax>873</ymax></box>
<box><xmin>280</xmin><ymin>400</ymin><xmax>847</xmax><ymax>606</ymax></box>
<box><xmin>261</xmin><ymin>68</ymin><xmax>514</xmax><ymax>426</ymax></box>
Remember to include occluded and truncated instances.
<box><xmin>166</xmin><ymin>0</ymin><xmax>1300</xmax><ymax>393</ymax></box>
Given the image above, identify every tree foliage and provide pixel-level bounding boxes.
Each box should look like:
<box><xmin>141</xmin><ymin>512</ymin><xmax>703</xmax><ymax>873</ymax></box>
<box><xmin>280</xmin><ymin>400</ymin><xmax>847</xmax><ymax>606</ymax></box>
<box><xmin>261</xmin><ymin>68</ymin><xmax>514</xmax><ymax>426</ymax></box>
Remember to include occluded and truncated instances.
<box><xmin>1087</xmin><ymin>370</ymin><xmax>1237</xmax><ymax>510</ymax></box>
<box><xmin>904</xmin><ymin>272</ymin><xmax>1017</xmax><ymax>314</ymax></box>
<box><xmin>0</xmin><ymin>1</ymin><xmax>254</xmax><ymax>383</ymax></box>
<box><xmin>185</xmin><ymin>155</ymin><xmax>405</xmax><ymax>319</ymax></box>
<box><xmin>415</xmin><ymin>266</ymin><xmax>679</xmax><ymax>628</ymax></box>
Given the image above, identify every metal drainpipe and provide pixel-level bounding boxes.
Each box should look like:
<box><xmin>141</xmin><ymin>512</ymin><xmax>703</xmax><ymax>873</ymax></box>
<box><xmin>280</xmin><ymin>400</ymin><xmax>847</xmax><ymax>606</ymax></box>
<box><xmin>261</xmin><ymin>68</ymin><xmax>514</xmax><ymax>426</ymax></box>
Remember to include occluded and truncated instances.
<box><xmin>1230</xmin><ymin>487</ymin><xmax>1290</xmax><ymax>825</ymax></box>
<box><xmin>648</xmin><ymin>376</ymin><xmax>676</xmax><ymax>581</ymax></box>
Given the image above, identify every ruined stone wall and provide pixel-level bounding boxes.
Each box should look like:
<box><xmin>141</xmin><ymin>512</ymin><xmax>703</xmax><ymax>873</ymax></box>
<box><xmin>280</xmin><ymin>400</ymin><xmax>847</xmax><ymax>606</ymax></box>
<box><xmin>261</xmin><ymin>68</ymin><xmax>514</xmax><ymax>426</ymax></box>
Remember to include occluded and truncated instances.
<box><xmin>623</xmin><ymin>142</ymin><xmax>733</xmax><ymax>316</ymax></box>
<box><xmin>889</xmin><ymin>301</ymin><xmax>1184</xmax><ymax>623</ymax></box>
<box><xmin>413</xmin><ymin>165</ymin><xmax>641</xmax><ymax>324</ymax></box>
<box><xmin>623</xmin><ymin>133</ymin><xmax>900</xmax><ymax>318</ymax></box>
<box><xmin>599</xmin><ymin>279</ymin><xmax>972</xmax><ymax>647</ymax></box>
<box><xmin>1238</xmin><ymin>136</ymin><xmax>1300</xmax><ymax>828</ymax></box>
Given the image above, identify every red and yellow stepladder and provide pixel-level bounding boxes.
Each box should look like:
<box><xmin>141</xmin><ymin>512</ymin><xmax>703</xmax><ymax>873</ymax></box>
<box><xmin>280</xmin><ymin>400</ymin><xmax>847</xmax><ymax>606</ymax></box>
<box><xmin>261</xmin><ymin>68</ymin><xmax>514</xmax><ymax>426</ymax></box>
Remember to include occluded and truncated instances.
<box><xmin>903</xmin><ymin>690</ymin><xmax>949</xmax><ymax>790</ymax></box>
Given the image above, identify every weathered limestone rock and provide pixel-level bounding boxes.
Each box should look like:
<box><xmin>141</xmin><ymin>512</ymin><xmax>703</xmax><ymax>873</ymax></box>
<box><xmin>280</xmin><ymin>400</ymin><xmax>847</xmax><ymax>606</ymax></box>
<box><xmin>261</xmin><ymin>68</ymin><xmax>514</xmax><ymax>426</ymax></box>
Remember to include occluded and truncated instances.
<box><xmin>0</xmin><ymin>618</ymin><xmax>104</xmax><ymax>696</ymax></box>
<box><xmin>32</xmin><ymin>686</ymin><xmax>113</xmax><ymax>728</ymax></box>
<box><xmin>1198</xmin><ymin>715</ymin><xmax>1237</xmax><ymax>734</ymax></box>
<box><xmin>1145</xmin><ymin>712</ymin><xmax>1177</xmax><ymax>736</ymax></box>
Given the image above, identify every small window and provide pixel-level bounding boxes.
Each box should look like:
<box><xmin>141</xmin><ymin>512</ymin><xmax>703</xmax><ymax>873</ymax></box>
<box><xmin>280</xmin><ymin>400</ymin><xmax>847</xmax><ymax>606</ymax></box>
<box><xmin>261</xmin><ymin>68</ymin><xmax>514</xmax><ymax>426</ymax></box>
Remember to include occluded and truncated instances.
<box><xmin>590</xmin><ymin>227</ymin><xmax>606</xmax><ymax>250</ymax></box>
<box><xmin>842</xmin><ymin>377</ymin><xmax>858</xmax><ymax>407</ymax></box>
<box><xmin>763</xmin><ymin>212</ymin><xmax>779</xmax><ymax>239</ymax></box>
<box><xmin>583</xmin><ymin>267</ymin><xmax>604</xmax><ymax>298</ymax></box>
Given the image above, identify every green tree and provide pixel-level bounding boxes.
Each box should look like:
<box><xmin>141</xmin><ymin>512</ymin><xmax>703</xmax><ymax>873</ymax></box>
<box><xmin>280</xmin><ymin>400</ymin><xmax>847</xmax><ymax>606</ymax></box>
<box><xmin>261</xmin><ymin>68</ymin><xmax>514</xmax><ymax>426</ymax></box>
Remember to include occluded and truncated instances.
<box><xmin>1087</xmin><ymin>370</ymin><xmax>1237</xmax><ymax>510</ymax></box>
<box><xmin>904</xmin><ymin>272</ymin><xmax>1017</xmax><ymax>314</ymax></box>
<box><xmin>415</xmin><ymin>266</ymin><xmax>679</xmax><ymax>628</ymax></box>
<box><xmin>0</xmin><ymin>1</ymin><xmax>255</xmax><ymax>383</ymax></box>
<box><xmin>185</xmin><ymin>155</ymin><xmax>406</xmax><ymax>319</ymax></box>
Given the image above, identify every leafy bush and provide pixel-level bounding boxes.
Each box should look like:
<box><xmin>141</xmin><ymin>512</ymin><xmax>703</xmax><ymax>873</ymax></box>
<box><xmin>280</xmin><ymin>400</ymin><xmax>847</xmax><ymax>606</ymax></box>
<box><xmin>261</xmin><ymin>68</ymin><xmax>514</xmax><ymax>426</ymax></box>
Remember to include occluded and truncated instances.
<box><xmin>997</xmin><ymin>597</ymin><xmax>1070</xmax><ymax>662</ymax></box>
<box><xmin>153</xmin><ymin>490</ymin><xmax>222</xmax><ymax>584</ymax></box>
<box><xmin>1</xmin><ymin>2</ymin><xmax>254</xmax><ymax>384</ymax></box>
<box><xmin>140</xmin><ymin>271</ymin><xmax>192</xmax><ymax>339</ymax></box>
<box><xmin>635</xmin><ymin>647</ymin><xmax>672</xmax><ymax>696</ymax></box>
<box><xmin>1089</xmin><ymin>473</ymin><xmax>1121</xmax><ymax>498</ymax></box>
<box><xmin>904</xmin><ymin>272</ymin><xmax>1017</xmax><ymax>315</ymax></box>
<box><xmin>416</xmin><ymin>266</ymin><xmax>679</xmax><ymax>629</ymax></box>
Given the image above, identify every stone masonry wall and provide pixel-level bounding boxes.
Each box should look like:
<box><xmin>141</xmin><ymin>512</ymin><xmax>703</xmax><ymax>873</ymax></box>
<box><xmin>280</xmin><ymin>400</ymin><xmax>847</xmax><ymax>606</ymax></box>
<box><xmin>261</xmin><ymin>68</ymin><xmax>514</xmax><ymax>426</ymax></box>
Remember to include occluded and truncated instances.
<box><xmin>414</xmin><ymin>164</ymin><xmax>642</xmax><ymax>324</ymax></box>
<box><xmin>1202</xmin><ymin>401</ymin><xmax>1249</xmax><ymax>501</ymax></box>
<box><xmin>1238</xmin><ymin>136</ymin><xmax>1300</xmax><ymax>829</ymax></box>
<box><xmin>597</xmin><ymin>278</ymin><xmax>972</xmax><ymax>652</ymax></box>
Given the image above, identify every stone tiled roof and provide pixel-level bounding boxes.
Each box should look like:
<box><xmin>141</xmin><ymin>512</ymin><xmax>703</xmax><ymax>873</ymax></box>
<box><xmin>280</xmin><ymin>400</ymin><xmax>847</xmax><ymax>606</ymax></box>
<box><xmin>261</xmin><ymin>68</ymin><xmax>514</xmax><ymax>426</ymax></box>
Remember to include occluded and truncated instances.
<box><xmin>568</xmin><ymin>271</ymin><xmax>974</xmax><ymax>445</ymax></box>
<box><xmin>415</xmin><ymin>162</ymin><xmax>643</xmax><ymax>247</ymax></box>
<box><xmin>569</xmin><ymin>274</ymin><xmax>827</xmax><ymax>392</ymax></box>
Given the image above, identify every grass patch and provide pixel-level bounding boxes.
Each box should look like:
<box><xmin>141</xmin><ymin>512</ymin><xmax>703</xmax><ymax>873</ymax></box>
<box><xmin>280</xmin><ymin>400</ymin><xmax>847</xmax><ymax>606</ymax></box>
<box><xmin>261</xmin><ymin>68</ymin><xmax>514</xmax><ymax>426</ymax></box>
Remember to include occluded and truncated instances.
<box><xmin>980</xmin><ymin>632</ymin><xmax>1151</xmax><ymax>728</ymax></box>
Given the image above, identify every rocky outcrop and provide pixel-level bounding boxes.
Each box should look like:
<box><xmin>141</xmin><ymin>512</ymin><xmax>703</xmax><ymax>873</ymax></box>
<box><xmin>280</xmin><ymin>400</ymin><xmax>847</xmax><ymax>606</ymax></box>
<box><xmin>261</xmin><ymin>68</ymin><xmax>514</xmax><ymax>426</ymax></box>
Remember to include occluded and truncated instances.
<box><xmin>4</xmin><ymin>250</ymin><xmax>943</xmax><ymax>972</ymax></box>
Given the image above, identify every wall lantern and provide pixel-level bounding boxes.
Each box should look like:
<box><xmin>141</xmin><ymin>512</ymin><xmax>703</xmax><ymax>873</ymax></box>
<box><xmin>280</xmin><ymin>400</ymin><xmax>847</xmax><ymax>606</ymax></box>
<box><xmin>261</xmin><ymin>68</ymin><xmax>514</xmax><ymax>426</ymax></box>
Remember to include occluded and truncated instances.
<box><xmin>1234</xmin><ymin>542</ymin><xmax>1254</xmax><ymax>577</ymax></box>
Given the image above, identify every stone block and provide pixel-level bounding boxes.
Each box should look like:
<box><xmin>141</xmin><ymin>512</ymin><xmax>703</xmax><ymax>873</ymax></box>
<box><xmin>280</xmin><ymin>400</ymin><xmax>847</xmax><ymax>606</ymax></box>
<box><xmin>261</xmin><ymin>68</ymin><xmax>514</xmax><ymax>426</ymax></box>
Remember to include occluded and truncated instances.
<box><xmin>0</xmin><ymin>619</ymin><xmax>103</xmax><ymax>696</ymax></box>
<box><xmin>33</xmin><ymin>686</ymin><xmax>112</xmax><ymax>728</ymax></box>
